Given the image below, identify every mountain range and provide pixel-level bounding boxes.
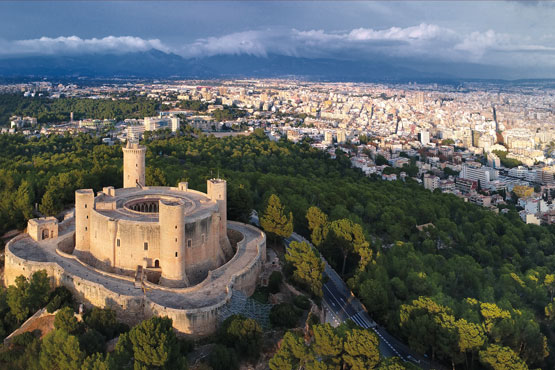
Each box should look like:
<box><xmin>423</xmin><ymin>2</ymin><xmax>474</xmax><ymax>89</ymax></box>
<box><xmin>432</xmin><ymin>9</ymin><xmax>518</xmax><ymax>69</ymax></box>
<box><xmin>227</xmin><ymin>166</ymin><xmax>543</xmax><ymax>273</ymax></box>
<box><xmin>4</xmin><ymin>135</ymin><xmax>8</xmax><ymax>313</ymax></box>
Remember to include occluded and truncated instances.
<box><xmin>0</xmin><ymin>50</ymin><xmax>531</xmax><ymax>82</ymax></box>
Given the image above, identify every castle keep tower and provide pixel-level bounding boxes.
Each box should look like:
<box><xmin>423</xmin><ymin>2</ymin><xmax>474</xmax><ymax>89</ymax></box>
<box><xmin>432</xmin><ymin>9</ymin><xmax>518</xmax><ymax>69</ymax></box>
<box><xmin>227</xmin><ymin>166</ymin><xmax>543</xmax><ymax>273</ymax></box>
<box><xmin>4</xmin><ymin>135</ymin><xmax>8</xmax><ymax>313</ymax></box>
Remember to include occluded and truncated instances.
<box><xmin>159</xmin><ymin>199</ymin><xmax>189</xmax><ymax>287</ymax></box>
<box><xmin>207</xmin><ymin>179</ymin><xmax>232</xmax><ymax>258</ymax></box>
<box><xmin>123</xmin><ymin>141</ymin><xmax>146</xmax><ymax>188</ymax></box>
<box><xmin>74</xmin><ymin>189</ymin><xmax>95</xmax><ymax>257</ymax></box>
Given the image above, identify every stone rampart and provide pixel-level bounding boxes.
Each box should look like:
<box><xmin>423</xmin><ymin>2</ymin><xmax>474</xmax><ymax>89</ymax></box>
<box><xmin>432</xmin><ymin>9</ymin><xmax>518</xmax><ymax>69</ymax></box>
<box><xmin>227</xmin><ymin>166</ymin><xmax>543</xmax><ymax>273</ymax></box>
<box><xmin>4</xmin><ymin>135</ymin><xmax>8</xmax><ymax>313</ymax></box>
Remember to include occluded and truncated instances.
<box><xmin>3</xmin><ymin>221</ymin><xmax>266</xmax><ymax>337</ymax></box>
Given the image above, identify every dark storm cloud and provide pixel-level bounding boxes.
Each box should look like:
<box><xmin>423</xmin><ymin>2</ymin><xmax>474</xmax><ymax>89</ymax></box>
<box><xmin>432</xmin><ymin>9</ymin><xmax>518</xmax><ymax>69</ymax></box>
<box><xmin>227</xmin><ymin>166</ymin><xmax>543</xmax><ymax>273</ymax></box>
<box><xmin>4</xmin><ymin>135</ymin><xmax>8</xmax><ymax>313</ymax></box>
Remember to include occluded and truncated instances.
<box><xmin>0</xmin><ymin>1</ymin><xmax>553</xmax><ymax>77</ymax></box>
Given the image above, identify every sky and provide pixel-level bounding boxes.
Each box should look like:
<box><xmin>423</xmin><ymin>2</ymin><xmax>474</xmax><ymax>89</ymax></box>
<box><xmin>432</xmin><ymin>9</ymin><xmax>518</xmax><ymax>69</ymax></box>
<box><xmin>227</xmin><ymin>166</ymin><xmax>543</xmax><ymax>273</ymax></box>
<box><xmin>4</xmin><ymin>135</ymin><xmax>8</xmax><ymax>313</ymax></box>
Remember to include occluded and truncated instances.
<box><xmin>0</xmin><ymin>1</ymin><xmax>554</xmax><ymax>78</ymax></box>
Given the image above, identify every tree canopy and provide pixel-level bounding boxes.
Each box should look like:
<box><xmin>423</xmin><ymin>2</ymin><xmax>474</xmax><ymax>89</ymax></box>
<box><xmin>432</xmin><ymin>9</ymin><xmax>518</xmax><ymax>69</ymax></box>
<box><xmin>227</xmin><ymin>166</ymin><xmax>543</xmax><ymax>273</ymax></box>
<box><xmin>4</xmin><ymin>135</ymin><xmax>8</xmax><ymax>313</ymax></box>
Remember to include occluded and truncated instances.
<box><xmin>1</xmin><ymin>128</ymin><xmax>555</xmax><ymax>369</ymax></box>
<box><xmin>270</xmin><ymin>324</ymin><xmax>383</xmax><ymax>370</ymax></box>
<box><xmin>260</xmin><ymin>194</ymin><xmax>293</xmax><ymax>241</ymax></box>
<box><xmin>285</xmin><ymin>241</ymin><xmax>325</xmax><ymax>297</ymax></box>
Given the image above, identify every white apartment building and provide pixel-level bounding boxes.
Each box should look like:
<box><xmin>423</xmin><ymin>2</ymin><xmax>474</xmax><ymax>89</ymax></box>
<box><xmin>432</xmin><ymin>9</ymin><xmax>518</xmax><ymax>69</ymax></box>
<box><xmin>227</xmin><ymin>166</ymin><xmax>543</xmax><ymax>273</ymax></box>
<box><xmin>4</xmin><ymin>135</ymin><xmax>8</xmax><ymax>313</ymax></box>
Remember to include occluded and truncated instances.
<box><xmin>126</xmin><ymin>124</ymin><xmax>145</xmax><ymax>141</ymax></box>
<box><xmin>144</xmin><ymin>116</ymin><xmax>170</xmax><ymax>131</ymax></box>
<box><xmin>508</xmin><ymin>166</ymin><xmax>528</xmax><ymax>179</ymax></box>
<box><xmin>461</xmin><ymin>163</ymin><xmax>499</xmax><ymax>186</ymax></box>
<box><xmin>419</xmin><ymin>130</ymin><xmax>430</xmax><ymax>145</ymax></box>
<box><xmin>423</xmin><ymin>174</ymin><xmax>440</xmax><ymax>191</ymax></box>
<box><xmin>170</xmin><ymin>117</ymin><xmax>180</xmax><ymax>133</ymax></box>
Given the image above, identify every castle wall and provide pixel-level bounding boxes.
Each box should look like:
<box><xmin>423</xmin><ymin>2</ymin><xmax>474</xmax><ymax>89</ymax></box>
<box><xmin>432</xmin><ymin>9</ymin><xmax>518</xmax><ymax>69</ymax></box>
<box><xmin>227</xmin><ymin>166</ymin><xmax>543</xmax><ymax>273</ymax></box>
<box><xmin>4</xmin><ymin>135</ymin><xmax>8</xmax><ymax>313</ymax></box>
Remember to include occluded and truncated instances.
<box><xmin>117</xmin><ymin>219</ymin><xmax>161</xmax><ymax>270</ymax></box>
<box><xmin>5</xmin><ymin>245</ymin><xmax>143</xmax><ymax>327</ymax></box>
<box><xmin>226</xmin><ymin>239</ymin><xmax>265</xmax><ymax>297</ymax></box>
<box><xmin>145</xmin><ymin>288</ymin><xmax>231</xmax><ymax>336</ymax></box>
<box><xmin>183</xmin><ymin>215</ymin><xmax>222</xmax><ymax>284</ymax></box>
<box><xmin>89</xmin><ymin>210</ymin><xmax>161</xmax><ymax>271</ymax></box>
<box><xmin>4</xmin><ymin>236</ymin><xmax>59</xmax><ymax>288</ymax></box>
<box><xmin>4</xmin><ymin>221</ymin><xmax>266</xmax><ymax>338</ymax></box>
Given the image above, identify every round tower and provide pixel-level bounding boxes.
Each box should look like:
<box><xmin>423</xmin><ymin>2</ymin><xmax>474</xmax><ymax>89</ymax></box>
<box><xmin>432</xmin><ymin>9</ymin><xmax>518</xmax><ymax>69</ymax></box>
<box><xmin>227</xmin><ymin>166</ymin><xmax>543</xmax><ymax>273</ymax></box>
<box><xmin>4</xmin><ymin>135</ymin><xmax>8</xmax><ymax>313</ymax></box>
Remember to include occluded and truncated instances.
<box><xmin>74</xmin><ymin>189</ymin><xmax>95</xmax><ymax>257</ymax></box>
<box><xmin>207</xmin><ymin>179</ymin><xmax>232</xmax><ymax>258</ymax></box>
<box><xmin>122</xmin><ymin>141</ymin><xmax>146</xmax><ymax>188</ymax></box>
<box><xmin>159</xmin><ymin>199</ymin><xmax>189</xmax><ymax>287</ymax></box>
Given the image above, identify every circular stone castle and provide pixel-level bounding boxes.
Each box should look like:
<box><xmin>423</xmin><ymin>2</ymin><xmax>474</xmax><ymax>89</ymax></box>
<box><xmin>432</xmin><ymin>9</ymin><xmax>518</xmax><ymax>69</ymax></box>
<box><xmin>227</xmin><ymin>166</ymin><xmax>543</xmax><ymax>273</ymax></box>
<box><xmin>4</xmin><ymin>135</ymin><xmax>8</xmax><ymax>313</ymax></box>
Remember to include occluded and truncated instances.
<box><xmin>4</xmin><ymin>141</ymin><xmax>266</xmax><ymax>336</ymax></box>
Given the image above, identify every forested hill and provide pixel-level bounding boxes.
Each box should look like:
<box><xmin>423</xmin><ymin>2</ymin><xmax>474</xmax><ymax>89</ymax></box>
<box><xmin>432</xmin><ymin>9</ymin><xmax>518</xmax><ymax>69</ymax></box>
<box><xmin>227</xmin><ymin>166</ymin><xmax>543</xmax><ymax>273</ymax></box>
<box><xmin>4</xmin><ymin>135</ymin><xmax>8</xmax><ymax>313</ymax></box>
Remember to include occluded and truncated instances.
<box><xmin>1</xmin><ymin>130</ymin><xmax>554</xmax><ymax>369</ymax></box>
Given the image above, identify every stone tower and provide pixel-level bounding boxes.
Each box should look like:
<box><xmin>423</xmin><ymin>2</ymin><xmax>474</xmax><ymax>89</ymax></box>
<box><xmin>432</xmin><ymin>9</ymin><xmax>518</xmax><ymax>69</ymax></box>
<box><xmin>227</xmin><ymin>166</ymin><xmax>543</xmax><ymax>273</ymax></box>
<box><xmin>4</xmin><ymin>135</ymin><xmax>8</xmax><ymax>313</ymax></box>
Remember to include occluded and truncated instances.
<box><xmin>207</xmin><ymin>179</ymin><xmax>232</xmax><ymax>258</ymax></box>
<box><xmin>122</xmin><ymin>141</ymin><xmax>146</xmax><ymax>188</ymax></box>
<box><xmin>74</xmin><ymin>189</ymin><xmax>95</xmax><ymax>257</ymax></box>
<box><xmin>159</xmin><ymin>199</ymin><xmax>189</xmax><ymax>287</ymax></box>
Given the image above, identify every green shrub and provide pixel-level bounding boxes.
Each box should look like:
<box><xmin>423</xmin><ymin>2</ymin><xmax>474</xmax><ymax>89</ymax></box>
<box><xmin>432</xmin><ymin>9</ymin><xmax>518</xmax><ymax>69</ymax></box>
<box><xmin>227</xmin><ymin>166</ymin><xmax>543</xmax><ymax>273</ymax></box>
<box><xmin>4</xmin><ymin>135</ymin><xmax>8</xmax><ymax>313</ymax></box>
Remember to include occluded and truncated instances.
<box><xmin>268</xmin><ymin>271</ymin><xmax>283</xmax><ymax>294</ymax></box>
<box><xmin>270</xmin><ymin>303</ymin><xmax>301</xmax><ymax>328</ymax></box>
<box><xmin>293</xmin><ymin>295</ymin><xmax>311</xmax><ymax>310</ymax></box>
<box><xmin>251</xmin><ymin>286</ymin><xmax>269</xmax><ymax>304</ymax></box>
<box><xmin>83</xmin><ymin>307</ymin><xmax>127</xmax><ymax>339</ymax></box>
<box><xmin>79</xmin><ymin>329</ymin><xmax>106</xmax><ymax>356</ymax></box>
<box><xmin>218</xmin><ymin>314</ymin><xmax>262</xmax><ymax>360</ymax></box>
<box><xmin>208</xmin><ymin>344</ymin><xmax>238</xmax><ymax>370</ymax></box>
<box><xmin>46</xmin><ymin>286</ymin><xmax>74</xmax><ymax>313</ymax></box>
<box><xmin>54</xmin><ymin>306</ymin><xmax>80</xmax><ymax>334</ymax></box>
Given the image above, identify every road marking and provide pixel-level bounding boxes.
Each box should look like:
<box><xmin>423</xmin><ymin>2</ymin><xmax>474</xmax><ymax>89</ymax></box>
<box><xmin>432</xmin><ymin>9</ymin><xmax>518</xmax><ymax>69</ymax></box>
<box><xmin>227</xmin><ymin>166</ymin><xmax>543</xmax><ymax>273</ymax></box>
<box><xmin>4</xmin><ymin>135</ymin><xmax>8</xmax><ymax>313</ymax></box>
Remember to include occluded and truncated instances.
<box><xmin>373</xmin><ymin>327</ymin><xmax>405</xmax><ymax>361</ymax></box>
<box><xmin>323</xmin><ymin>284</ymin><xmax>352</xmax><ymax>319</ymax></box>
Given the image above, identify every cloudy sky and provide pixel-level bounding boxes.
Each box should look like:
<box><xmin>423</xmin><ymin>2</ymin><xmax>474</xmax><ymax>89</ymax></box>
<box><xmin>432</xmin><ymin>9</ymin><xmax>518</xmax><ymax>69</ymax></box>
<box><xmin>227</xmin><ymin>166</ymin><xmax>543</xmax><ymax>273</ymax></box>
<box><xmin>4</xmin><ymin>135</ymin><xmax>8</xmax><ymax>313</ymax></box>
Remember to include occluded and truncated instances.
<box><xmin>1</xmin><ymin>1</ymin><xmax>554</xmax><ymax>78</ymax></box>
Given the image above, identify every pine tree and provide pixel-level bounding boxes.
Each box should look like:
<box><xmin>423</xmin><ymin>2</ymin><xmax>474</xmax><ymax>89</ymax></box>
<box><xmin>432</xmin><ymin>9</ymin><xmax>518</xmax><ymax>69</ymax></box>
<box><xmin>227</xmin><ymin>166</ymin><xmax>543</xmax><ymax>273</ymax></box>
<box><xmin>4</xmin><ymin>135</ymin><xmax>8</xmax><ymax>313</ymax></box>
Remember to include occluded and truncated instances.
<box><xmin>306</xmin><ymin>206</ymin><xmax>329</xmax><ymax>247</ymax></box>
<box><xmin>285</xmin><ymin>241</ymin><xmax>324</xmax><ymax>297</ymax></box>
<box><xmin>260</xmin><ymin>194</ymin><xmax>293</xmax><ymax>241</ymax></box>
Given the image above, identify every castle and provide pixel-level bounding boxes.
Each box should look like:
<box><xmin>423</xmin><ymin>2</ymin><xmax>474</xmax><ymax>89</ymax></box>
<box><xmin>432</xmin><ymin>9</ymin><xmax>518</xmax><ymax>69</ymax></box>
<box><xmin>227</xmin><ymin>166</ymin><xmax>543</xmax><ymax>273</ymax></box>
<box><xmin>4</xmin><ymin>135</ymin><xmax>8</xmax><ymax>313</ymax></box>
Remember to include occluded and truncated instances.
<box><xmin>4</xmin><ymin>141</ymin><xmax>266</xmax><ymax>336</ymax></box>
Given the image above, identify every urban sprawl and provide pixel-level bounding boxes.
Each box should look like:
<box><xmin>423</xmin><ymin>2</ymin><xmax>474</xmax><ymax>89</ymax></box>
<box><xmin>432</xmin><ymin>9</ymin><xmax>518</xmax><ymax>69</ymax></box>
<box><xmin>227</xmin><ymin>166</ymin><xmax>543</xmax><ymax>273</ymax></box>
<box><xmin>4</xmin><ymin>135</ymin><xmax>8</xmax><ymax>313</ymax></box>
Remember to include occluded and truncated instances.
<box><xmin>3</xmin><ymin>79</ymin><xmax>555</xmax><ymax>225</ymax></box>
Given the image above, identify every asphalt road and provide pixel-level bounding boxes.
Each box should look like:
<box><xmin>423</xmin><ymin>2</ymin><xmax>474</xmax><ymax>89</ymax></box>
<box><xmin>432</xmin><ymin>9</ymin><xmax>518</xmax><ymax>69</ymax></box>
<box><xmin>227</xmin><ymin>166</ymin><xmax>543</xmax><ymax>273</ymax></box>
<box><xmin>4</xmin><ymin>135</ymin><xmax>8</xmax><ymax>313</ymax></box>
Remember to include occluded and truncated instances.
<box><xmin>284</xmin><ymin>232</ymin><xmax>441</xmax><ymax>369</ymax></box>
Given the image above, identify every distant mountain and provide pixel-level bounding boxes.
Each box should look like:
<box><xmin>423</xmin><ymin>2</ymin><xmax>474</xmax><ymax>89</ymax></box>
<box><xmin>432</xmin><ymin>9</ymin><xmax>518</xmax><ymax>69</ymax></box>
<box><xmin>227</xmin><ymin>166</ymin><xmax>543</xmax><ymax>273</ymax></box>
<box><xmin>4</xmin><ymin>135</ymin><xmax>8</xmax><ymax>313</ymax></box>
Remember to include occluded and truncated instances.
<box><xmin>0</xmin><ymin>50</ymin><xmax>204</xmax><ymax>78</ymax></box>
<box><xmin>0</xmin><ymin>50</ymin><xmax>526</xmax><ymax>82</ymax></box>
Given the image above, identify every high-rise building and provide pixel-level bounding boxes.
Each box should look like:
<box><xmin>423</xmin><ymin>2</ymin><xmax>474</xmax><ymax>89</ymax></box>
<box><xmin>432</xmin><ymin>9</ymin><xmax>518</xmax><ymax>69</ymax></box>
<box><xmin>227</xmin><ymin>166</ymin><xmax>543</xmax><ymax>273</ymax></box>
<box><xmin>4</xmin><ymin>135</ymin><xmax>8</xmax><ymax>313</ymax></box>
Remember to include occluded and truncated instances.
<box><xmin>337</xmin><ymin>129</ymin><xmax>347</xmax><ymax>144</ymax></box>
<box><xmin>418</xmin><ymin>130</ymin><xmax>430</xmax><ymax>145</ymax></box>
<box><xmin>170</xmin><ymin>116</ymin><xmax>180</xmax><ymax>133</ymax></box>
<box><xmin>487</xmin><ymin>152</ymin><xmax>501</xmax><ymax>168</ymax></box>
<box><xmin>323</xmin><ymin>131</ymin><xmax>333</xmax><ymax>146</ymax></box>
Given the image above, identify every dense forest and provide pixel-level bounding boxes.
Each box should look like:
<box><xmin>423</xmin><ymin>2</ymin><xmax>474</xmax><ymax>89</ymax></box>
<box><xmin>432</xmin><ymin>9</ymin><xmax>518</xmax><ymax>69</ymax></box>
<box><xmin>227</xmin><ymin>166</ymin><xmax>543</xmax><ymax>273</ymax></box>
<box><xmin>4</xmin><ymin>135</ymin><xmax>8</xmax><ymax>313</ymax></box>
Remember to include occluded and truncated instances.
<box><xmin>0</xmin><ymin>130</ymin><xmax>554</xmax><ymax>369</ymax></box>
<box><xmin>0</xmin><ymin>94</ymin><xmax>158</xmax><ymax>124</ymax></box>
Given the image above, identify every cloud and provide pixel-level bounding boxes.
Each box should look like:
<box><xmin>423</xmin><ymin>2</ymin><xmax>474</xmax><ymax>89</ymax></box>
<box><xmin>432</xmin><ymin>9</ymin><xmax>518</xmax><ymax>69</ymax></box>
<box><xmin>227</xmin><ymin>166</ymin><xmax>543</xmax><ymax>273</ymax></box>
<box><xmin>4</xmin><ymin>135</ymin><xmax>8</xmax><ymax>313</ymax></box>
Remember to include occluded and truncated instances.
<box><xmin>0</xmin><ymin>25</ymin><xmax>554</xmax><ymax>72</ymax></box>
<box><xmin>181</xmin><ymin>30</ymin><xmax>295</xmax><ymax>58</ymax></box>
<box><xmin>347</xmin><ymin>23</ymin><xmax>449</xmax><ymax>42</ymax></box>
<box><xmin>178</xmin><ymin>24</ymin><xmax>458</xmax><ymax>60</ymax></box>
<box><xmin>0</xmin><ymin>35</ymin><xmax>170</xmax><ymax>57</ymax></box>
<box><xmin>453</xmin><ymin>29</ymin><xmax>555</xmax><ymax>65</ymax></box>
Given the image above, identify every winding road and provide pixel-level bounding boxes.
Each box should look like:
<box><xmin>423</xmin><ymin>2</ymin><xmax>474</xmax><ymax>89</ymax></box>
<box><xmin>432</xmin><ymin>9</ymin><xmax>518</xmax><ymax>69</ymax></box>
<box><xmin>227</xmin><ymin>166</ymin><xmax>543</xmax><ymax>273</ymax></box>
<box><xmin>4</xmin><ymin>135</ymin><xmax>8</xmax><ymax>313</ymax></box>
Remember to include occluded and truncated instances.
<box><xmin>284</xmin><ymin>232</ymin><xmax>443</xmax><ymax>370</ymax></box>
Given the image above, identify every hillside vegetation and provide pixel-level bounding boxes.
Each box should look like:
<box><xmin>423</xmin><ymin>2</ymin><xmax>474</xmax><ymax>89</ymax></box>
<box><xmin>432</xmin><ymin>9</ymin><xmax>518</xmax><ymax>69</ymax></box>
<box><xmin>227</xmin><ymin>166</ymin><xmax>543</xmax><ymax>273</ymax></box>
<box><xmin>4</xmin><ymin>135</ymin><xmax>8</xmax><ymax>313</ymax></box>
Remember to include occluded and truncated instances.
<box><xmin>0</xmin><ymin>130</ymin><xmax>554</xmax><ymax>369</ymax></box>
